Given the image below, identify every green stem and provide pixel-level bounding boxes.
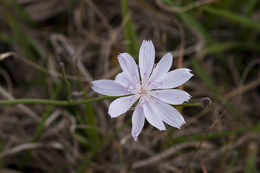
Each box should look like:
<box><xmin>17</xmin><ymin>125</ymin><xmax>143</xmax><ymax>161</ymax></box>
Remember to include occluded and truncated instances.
<box><xmin>177</xmin><ymin>103</ymin><xmax>201</xmax><ymax>107</ymax></box>
<box><xmin>61</xmin><ymin>63</ymin><xmax>72</xmax><ymax>103</ymax></box>
<box><xmin>0</xmin><ymin>96</ymin><xmax>117</xmax><ymax>106</ymax></box>
<box><xmin>0</xmin><ymin>96</ymin><xmax>201</xmax><ymax>107</ymax></box>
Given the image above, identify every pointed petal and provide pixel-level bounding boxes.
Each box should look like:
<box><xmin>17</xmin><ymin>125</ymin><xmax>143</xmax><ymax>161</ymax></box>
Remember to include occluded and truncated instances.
<box><xmin>118</xmin><ymin>53</ymin><xmax>139</xmax><ymax>82</ymax></box>
<box><xmin>151</xmin><ymin>89</ymin><xmax>191</xmax><ymax>105</ymax></box>
<box><xmin>115</xmin><ymin>72</ymin><xmax>132</xmax><ymax>87</ymax></box>
<box><xmin>108</xmin><ymin>95</ymin><xmax>138</xmax><ymax>118</ymax></box>
<box><xmin>91</xmin><ymin>80</ymin><xmax>129</xmax><ymax>96</ymax></box>
<box><xmin>139</xmin><ymin>40</ymin><xmax>155</xmax><ymax>80</ymax></box>
<box><xmin>149</xmin><ymin>52</ymin><xmax>172</xmax><ymax>82</ymax></box>
<box><xmin>143</xmin><ymin>101</ymin><xmax>166</xmax><ymax>131</ymax></box>
<box><xmin>150</xmin><ymin>99</ymin><xmax>185</xmax><ymax>129</ymax></box>
<box><xmin>156</xmin><ymin>68</ymin><xmax>193</xmax><ymax>89</ymax></box>
<box><xmin>131</xmin><ymin>104</ymin><xmax>145</xmax><ymax>141</ymax></box>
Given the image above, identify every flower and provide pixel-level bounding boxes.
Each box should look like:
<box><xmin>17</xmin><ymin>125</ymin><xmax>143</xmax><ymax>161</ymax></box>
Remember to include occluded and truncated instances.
<box><xmin>92</xmin><ymin>40</ymin><xmax>193</xmax><ymax>141</ymax></box>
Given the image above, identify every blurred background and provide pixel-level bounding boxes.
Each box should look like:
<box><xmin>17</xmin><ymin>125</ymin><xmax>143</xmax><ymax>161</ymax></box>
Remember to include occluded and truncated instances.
<box><xmin>0</xmin><ymin>0</ymin><xmax>260</xmax><ymax>173</ymax></box>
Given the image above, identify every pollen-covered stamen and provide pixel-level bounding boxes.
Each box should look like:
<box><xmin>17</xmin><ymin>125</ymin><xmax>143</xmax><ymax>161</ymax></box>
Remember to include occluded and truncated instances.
<box><xmin>135</xmin><ymin>82</ymin><xmax>152</xmax><ymax>97</ymax></box>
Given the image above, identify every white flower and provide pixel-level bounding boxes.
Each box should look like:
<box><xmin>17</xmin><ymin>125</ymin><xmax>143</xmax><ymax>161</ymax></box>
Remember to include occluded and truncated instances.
<box><xmin>92</xmin><ymin>40</ymin><xmax>193</xmax><ymax>141</ymax></box>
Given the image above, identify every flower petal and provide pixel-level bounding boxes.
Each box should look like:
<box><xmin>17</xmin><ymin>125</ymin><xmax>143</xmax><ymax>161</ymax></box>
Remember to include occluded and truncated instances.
<box><xmin>151</xmin><ymin>89</ymin><xmax>191</xmax><ymax>105</ymax></box>
<box><xmin>91</xmin><ymin>80</ymin><xmax>129</xmax><ymax>96</ymax></box>
<box><xmin>139</xmin><ymin>40</ymin><xmax>155</xmax><ymax>80</ymax></box>
<box><xmin>149</xmin><ymin>52</ymin><xmax>172</xmax><ymax>82</ymax></box>
<box><xmin>156</xmin><ymin>68</ymin><xmax>193</xmax><ymax>89</ymax></box>
<box><xmin>143</xmin><ymin>101</ymin><xmax>166</xmax><ymax>131</ymax></box>
<box><xmin>131</xmin><ymin>104</ymin><xmax>145</xmax><ymax>141</ymax></box>
<box><xmin>150</xmin><ymin>99</ymin><xmax>185</xmax><ymax>129</ymax></box>
<box><xmin>118</xmin><ymin>53</ymin><xmax>139</xmax><ymax>82</ymax></box>
<box><xmin>108</xmin><ymin>95</ymin><xmax>138</xmax><ymax>118</ymax></box>
<box><xmin>115</xmin><ymin>72</ymin><xmax>139</xmax><ymax>94</ymax></box>
<box><xmin>115</xmin><ymin>72</ymin><xmax>132</xmax><ymax>87</ymax></box>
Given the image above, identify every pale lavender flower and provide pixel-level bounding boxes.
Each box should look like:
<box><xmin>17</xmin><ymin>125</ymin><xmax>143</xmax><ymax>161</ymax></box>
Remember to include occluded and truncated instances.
<box><xmin>92</xmin><ymin>40</ymin><xmax>193</xmax><ymax>141</ymax></box>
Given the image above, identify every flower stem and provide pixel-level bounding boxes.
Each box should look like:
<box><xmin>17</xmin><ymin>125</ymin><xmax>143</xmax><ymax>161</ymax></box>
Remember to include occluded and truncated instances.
<box><xmin>0</xmin><ymin>96</ymin><xmax>118</xmax><ymax>106</ymax></box>
<box><xmin>60</xmin><ymin>63</ymin><xmax>72</xmax><ymax>103</ymax></box>
<box><xmin>0</xmin><ymin>96</ymin><xmax>201</xmax><ymax>107</ymax></box>
<box><xmin>177</xmin><ymin>103</ymin><xmax>201</xmax><ymax>107</ymax></box>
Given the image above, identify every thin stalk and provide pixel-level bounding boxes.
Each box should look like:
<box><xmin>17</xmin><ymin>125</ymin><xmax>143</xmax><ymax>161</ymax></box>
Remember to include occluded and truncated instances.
<box><xmin>61</xmin><ymin>63</ymin><xmax>72</xmax><ymax>103</ymax></box>
<box><xmin>0</xmin><ymin>96</ymin><xmax>118</xmax><ymax>106</ymax></box>
<box><xmin>0</xmin><ymin>96</ymin><xmax>201</xmax><ymax>107</ymax></box>
<box><xmin>0</xmin><ymin>140</ymin><xmax>4</xmax><ymax>167</ymax></box>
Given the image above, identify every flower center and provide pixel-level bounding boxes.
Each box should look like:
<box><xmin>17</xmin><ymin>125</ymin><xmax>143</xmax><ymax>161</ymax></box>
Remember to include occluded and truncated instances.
<box><xmin>136</xmin><ymin>81</ymin><xmax>152</xmax><ymax>98</ymax></box>
<box><xmin>139</xmin><ymin>87</ymin><xmax>148</xmax><ymax>96</ymax></box>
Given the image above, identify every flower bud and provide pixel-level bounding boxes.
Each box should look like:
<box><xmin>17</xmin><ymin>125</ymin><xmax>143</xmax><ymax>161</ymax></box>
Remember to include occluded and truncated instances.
<box><xmin>200</xmin><ymin>97</ymin><xmax>212</xmax><ymax>107</ymax></box>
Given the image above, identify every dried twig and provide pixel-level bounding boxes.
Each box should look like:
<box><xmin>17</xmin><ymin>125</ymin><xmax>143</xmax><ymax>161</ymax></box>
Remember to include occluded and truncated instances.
<box><xmin>132</xmin><ymin>142</ymin><xmax>213</xmax><ymax>169</ymax></box>
<box><xmin>156</xmin><ymin>0</ymin><xmax>217</xmax><ymax>13</ymax></box>
<box><xmin>0</xmin><ymin>142</ymin><xmax>63</xmax><ymax>158</ymax></box>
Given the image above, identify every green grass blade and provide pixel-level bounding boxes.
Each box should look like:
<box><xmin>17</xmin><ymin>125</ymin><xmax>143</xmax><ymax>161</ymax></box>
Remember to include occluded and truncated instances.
<box><xmin>5</xmin><ymin>0</ymin><xmax>36</xmax><ymax>26</ymax></box>
<box><xmin>20</xmin><ymin>81</ymin><xmax>63</xmax><ymax>169</ymax></box>
<box><xmin>245</xmin><ymin>144</ymin><xmax>258</xmax><ymax>173</ymax></box>
<box><xmin>0</xmin><ymin>0</ymin><xmax>45</xmax><ymax>59</ymax></box>
<box><xmin>198</xmin><ymin>41</ymin><xmax>260</xmax><ymax>58</ymax></box>
<box><xmin>75</xmin><ymin>118</ymin><xmax>132</xmax><ymax>173</ymax></box>
<box><xmin>197</xmin><ymin>42</ymin><xmax>238</xmax><ymax>58</ymax></box>
<box><xmin>178</xmin><ymin>12</ymin><xmax>214</xmax><ymax>44</ymax></box>
<box><xmin>0</xmin><ymin>140</ymin><xmax>5</xmax><ymax>167</ymax></box>
<box><xmin>78</xmin><ymin>78</ymin><xmax>100</xmax><ymax>145</ymax></box>
<box><xmin>121</xmin><ymin>0</ymin><xmax>139</xmax><ymax>57</ymax></box>
<box><xmin>202</xmin><ymin>6</ymin><xmax>260</xmax><ymax>31</ymax></box>
<box><xmin>173</xmin><ymin>123</ymin><xmax>260</xmax><ymax>145</ymax></box>
<box><xmin>0</xmin><ymin>33</ymin><xmax>14</xmax><ymax>44</ymax></box>
<box><xmin>75</xmin><ymin>140</ymin><xmax>104</xmax><ymax>173</ymax></box>
<box><xmin>244</xmin><ymin>0</ymin><xmax>257</xmax><ymax>16</ymax></box>
<box><xmin>73</xmin><ymin>132</ymin><xmax>94</xmax><ymax>147</ymax></box>
<box><xmin>225</xmin><ymin>156</ymin><xmax>238</xmax><ymax>173</ymax></box>
<box><xmin>162</xmin><ymin>0</ymin><xmax>214</xmax><ymax>44</ymax></box>
<box><xmin>191</xmin><ymin>58</ymin><xmax>221</xmax><ymax>95</ymax></box>
<box><xmin>85</xmin><ymin>101</ymin><xmax>100</xmax><ymax>143</ymax></box>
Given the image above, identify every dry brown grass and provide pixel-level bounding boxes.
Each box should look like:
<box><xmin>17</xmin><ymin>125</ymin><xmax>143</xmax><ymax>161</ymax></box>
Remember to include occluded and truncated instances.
<box><xmin>0</xmin><ymin>0</ymin><xmax>259</xmax><ymax>172</ymax></box>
